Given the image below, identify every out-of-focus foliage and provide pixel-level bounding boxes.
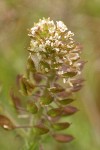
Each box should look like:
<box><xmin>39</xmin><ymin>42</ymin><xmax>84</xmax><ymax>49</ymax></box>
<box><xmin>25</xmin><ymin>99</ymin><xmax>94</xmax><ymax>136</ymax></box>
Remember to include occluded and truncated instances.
<box><xmin>0</xmin><ymin>0</ymin><xmax>100</xmax><ymax>150</ymax></box>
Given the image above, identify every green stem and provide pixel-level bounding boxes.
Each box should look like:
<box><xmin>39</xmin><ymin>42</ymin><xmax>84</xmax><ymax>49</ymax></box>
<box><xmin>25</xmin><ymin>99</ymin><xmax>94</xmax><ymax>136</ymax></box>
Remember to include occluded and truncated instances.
<box><xmin>24</xmin><ymin>72</ymin><xmax>56</xmax><ymax>150</ymax></box>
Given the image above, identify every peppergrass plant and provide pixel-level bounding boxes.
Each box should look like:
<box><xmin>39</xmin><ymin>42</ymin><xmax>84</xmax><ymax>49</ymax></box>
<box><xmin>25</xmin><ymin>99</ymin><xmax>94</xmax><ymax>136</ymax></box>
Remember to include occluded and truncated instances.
<box><xmin>0</xmin><ymin>18</ymin><xmax>84</xmax><ymax>150</ymax></box>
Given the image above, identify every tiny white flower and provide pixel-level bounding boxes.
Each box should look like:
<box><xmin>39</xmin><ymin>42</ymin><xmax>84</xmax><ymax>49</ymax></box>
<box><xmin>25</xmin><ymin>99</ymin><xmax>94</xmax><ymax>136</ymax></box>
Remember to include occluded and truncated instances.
<box><xmin>57</xmin><ymin>21</ymin><xmax>68</xmax><ymax>32</ymax></box>
<box><xmin>63</xmin><ymin>78</ymin><xmax>66</xmax><ymax>83</ymax></box>
<box><xmin>58</xmin><ymin>71</ymin><xmax>64</xmax><ymax>75</ymax></box>
<box><xmin>69</xmin><ymin>53</ymin><xmax>80</xmax><ymax>61</ymax></box>
<box><xmin>67</xmin><ymin>31</ymin><xmax>74</xmax><ymax>37</ymax></box>
<box><xmin>54</xmin><ymin>32</ymin><xmax>59</xmax><ymax>38</ymax></box>
<box><xmin>55</xmin><ymin>48</ymin><xmax>60</xmax><ymax>52</ymax></box>
<box><xmin>31</xmin><ymin>26</ymin><xmax>39</xmax><ymax>35</ymax></box>
<box><xmin>45</xmin><ymin>40</ymin><xmax>51</xmax><ymax>46</ymax></box>
<box><xmin>50</xmin><ymin>42</ymin><xmax>53</xmax><ymax>47</ymax></box>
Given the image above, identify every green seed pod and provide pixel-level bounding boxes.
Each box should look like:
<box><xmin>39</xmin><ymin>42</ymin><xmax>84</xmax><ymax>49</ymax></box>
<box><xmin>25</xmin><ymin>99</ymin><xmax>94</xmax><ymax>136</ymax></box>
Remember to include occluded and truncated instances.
<box><xmin>34</xmin><ymin>124</ymin><xmax>49</xmax><ymax>135</ymax></box>
<box><xmin>52</xmin><ymin>122</ymin><xmax>71</xmax><ymax>131</ymax></box>
<box><xmin>27</xmin><ymin>101</ymin><xmax>38</xmax><ymax>114</ymax></box>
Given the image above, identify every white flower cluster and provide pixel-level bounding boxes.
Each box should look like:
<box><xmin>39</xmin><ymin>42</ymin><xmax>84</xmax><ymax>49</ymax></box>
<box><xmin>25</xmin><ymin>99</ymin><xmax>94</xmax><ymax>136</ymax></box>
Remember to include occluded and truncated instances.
<box><xmin>28</xmin><ymin>18</ymin><xmax>82</xmax><ymax>85</ymax></box>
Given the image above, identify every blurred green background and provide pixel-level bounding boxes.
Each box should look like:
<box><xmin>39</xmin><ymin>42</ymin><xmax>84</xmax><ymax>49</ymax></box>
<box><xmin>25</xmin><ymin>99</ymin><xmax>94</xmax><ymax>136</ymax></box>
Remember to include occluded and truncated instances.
<box><xmin>0</xmin><ymin>0</ymin><xmax>100</xmax><ymax>149</ymax></box>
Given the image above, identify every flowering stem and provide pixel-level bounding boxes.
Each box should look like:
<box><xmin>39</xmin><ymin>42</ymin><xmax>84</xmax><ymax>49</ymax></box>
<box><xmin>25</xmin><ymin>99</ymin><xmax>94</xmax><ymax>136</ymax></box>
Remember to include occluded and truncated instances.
<box><xmin>17</xmin><ymin>18</ymin><xmax>84</xmax><ymax>149</ymax></box>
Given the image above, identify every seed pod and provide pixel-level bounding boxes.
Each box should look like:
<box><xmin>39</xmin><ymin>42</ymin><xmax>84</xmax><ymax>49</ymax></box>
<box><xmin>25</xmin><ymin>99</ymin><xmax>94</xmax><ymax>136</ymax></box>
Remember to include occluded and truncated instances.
<box><xmin>58</xmin><ymin>98</ymin><xmax>74</xmax><ymax>105</ymax></box>
<box><xmin>21</xmin><ymin>77</ymin><xmax>36</xmax><ymax>95</ymax></box>
<box><xmin>53</xmin><ymin>134</ymin><xmax>74</xmax><ymax>143</ymax></box>
<box><xmin>52</xmin><ymin>122</ymin><xmax>71</xmax><ymax>131</ymax></box>
<box><xmin>40</xmin><ymin>95</ymin><xmax>53</xmax><ymax>105</ymax></box>
<box><xmin>0</xmin><ymin>115</ymin><xmax>15</xmax><ymax>130</ymax></box>
<box><xmin>34</xmin><ymin>124</ymin><xmax>49</xmax><ymax>135</ymax></box>
<box><xmin>27</xmin><ymin>101</ymin><xmax>38</xmax><ymax>114</ymax></box>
